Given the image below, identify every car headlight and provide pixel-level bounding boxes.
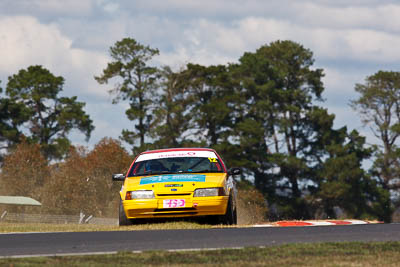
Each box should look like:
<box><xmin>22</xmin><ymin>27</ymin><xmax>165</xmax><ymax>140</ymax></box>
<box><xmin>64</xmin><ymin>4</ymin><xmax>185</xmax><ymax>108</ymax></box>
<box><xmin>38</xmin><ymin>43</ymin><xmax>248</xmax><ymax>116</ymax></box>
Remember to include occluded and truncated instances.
<box><xmin>193</xmin><ymin>187</ymin><xmax>225</xmax><ymax>197</ymax></box>
<box><xmin>126</xmin><ymin>190</ymin><xmax>155</xmax><ymax>200</ymax></box>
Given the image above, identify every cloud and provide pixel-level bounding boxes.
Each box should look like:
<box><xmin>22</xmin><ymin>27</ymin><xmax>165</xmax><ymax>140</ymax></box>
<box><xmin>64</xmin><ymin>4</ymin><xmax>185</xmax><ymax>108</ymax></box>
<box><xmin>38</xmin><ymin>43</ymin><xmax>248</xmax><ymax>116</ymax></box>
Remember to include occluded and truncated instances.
<box><xmin>0</xmin><ymin>15</ymin><xmax>109</xmax><ymax>99</ymax></box>
<box><xmin>0</xmin><ymin>0</ymin><xmax>93</xmax><ymax>17</ymax></box>
<box><xmin>88</xmin><ymin>1</ymin><xmax>400</xmax><ymax>66</ymax></box>
<box><xmin>182</xmin><ymin>16</ymin><xmax>400</xmax><ymax>64</ymax></box>
<box><xmin>0</xmin><ymin>16</ymin><xmax>64</xmax><ymax>73</ymax></box>
<box><xmin>343</xmin><ymin>29</ymin><xmax>400</xmax><ymax>62</ymax></box>
<box><xmin>96</xmin><ymin>0</ymin><xmax>120</xmax><ymax>13</ymax></box>
<box><xmin>0</xmin><ymin>15</ymin><xmax>116</xmax><ymax>145</ymax></box>
<box><xmin>293</xmin><ymin>2</ymin><xmax>400</xmax><ymax>32</ymax></box>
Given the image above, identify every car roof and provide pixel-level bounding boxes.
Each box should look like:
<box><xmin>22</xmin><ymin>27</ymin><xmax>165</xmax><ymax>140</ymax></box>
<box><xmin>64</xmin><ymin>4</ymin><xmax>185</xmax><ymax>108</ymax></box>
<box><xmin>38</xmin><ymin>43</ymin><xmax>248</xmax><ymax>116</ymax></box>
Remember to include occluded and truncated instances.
<box><xmin>140</xmin><ymin>148</ymin><xmax>217</xmax><ymax>155</ymax></box>
<box><xmin>130</xmin><ymin>148</ymin><xmax>227</xmax><ymax>173</ymax></box>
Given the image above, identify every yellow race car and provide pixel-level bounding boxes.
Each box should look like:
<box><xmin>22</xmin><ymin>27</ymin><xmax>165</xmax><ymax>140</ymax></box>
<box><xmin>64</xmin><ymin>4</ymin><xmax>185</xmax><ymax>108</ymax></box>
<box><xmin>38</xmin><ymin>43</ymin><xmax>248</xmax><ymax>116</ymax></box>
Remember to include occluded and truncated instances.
<box><xmin>112</xmin><ymin>148</ymin><xmax>240</xmax><ymax>225</ymax></box>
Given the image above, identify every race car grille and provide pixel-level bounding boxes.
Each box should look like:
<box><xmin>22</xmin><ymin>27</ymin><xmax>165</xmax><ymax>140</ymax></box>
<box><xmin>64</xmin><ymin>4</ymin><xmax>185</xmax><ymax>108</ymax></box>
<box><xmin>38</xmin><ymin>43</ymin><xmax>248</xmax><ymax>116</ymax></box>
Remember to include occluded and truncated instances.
<box><xmin>154</xmin><ymin>207</ymin><xmax>196</xmax><ymax>212</ymax></box>
<box><xmin>152</xmin><ymin>207</ymin><xmax>198</xmax><ymax>216</ymax></box>
<box><xmin>153</xmin><ymin>212</ymin><xmax>197</xmax><ymax>216</ymax></box>
<box><xmin>128</xmin><ymin>208</ymin><xmax>198</xmax><ymax>217</ymax></box>
<box><xmin>156</xmin><ymin>193</ymin><xmax>191</xmax><ymax>196</ymax></box>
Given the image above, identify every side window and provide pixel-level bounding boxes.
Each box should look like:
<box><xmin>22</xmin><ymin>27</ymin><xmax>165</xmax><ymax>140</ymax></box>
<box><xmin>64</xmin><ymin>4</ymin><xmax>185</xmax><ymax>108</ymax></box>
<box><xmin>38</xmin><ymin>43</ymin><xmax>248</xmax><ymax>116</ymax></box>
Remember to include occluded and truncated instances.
<box><xmin>213</xmin><ymin>162</ymin><xmax>221</xmax><ymax>171</ymax></box>
<box><xmin>128</xmin><ymin>162</ymin><xmax>144</xmax><ymax>176</ymax></box>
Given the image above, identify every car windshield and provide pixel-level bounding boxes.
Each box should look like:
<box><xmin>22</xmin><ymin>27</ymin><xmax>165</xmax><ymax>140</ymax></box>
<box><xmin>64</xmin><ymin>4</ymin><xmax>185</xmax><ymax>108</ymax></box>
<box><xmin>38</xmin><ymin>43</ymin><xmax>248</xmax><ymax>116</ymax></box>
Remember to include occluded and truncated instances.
<box><xmin>128</xmin><ymin>156</ymin><xmax>224</xmax><ymax>176</ymax></box>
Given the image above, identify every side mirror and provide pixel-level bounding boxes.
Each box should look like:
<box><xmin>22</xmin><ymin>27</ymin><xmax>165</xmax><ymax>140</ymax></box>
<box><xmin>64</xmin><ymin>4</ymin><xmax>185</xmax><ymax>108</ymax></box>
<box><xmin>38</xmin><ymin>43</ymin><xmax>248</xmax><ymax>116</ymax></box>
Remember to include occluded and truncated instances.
<box><xmin>228</xmin><ymin>167</ymin><xmax>241</xmax><ymax>176</ymax></box>
<box><xmin>112</xmin><ymin>173</ymin><xmax>125</xmax><ymax>181</ymax></box>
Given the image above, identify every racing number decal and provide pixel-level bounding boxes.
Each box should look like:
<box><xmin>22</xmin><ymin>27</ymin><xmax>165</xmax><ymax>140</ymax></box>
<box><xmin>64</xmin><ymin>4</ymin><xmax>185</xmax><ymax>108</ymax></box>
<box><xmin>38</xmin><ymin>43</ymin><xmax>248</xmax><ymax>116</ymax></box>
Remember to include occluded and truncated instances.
<box><xmin>163</xmin><ymin>199</ymin><xmax>185</xmax><ymax>208</ymax></box>
<box><xmin>208</xmin><ymin>157</ymin><xmax>217</xmax><ymax>162</ymax></box>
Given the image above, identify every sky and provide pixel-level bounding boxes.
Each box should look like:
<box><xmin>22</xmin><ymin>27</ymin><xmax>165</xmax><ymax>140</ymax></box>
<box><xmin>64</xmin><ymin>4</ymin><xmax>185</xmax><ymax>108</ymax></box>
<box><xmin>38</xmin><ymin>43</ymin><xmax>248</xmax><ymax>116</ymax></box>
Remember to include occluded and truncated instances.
<box><xmin>1</xmin><ymin>0</ymin><xmax>399</xmax><ymax>150</ymax></box>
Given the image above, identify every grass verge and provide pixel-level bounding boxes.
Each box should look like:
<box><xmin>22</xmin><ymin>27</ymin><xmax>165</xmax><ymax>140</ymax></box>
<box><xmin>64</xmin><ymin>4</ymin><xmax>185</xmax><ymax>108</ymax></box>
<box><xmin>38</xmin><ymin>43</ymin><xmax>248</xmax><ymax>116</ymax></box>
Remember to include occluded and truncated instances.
<box><xmin>1</xmin><ymin>242</ymin><xmax>400</xmax><ymax>266</ymax></box>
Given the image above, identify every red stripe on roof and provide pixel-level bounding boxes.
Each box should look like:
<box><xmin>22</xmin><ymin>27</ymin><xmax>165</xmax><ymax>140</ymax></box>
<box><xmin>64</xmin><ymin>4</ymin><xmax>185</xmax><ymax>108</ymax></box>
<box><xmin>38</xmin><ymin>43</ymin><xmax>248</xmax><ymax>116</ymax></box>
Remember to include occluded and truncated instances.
<box><xmin>141</xmin><ymin>148</ymin><xmax>216</xmax><ymax>154</ymax></box>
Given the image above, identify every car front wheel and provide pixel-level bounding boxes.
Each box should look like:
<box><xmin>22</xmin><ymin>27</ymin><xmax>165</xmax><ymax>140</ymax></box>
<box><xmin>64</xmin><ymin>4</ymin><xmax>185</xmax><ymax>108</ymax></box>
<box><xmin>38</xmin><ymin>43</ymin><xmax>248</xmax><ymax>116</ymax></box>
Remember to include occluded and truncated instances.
<box><xmin>219</xmin><ymin>195</ymin><xmax>237</xmax><ymax>225</ymax></box>
<box><xmin>119</xmin><ymin>198</ymin><xmax>132</xmax><ymax>226</ymax></box>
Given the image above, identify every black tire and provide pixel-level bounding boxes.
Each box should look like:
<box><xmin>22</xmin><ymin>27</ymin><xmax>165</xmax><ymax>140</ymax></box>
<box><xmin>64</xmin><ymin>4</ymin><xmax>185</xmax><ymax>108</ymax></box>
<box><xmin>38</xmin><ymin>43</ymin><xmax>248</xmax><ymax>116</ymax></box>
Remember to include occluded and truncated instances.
<box><xmin>119</xmin><ymin>198</ymin><xmax>132</xmax><ymax>226</ymax></box>
<box><xmin>219</xmin><ymin>195</ymin><xmax>237</xmax><ymax>225</ymax></box>
<box><xmin>232</xmin><ymin>205</ymin><xmax>238</xmax><ymax>224</ymax></box>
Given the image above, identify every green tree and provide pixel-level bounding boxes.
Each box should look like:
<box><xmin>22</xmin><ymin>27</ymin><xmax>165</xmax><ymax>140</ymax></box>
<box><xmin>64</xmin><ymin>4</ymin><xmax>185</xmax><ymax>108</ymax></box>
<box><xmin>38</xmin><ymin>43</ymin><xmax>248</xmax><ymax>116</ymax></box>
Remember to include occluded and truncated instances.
<box><xmin>351</xmin><ymin>71</ymin><xmax>400</xmax><ymax>194</ymax></box>
<box><xmin>350</xmin><ymin>70</ymin><xmax>400</xmax><ymax>221</ymax></box>
<box><xmin>261</xmin><ymin>40</ymin><xmax>324</xmax><ymax>197</ymax></box>
<box><xmin>185</xmin><ymin>64</ymin><xmax>237</xmax><ymax>147</ymax></box>
<box><xmin>314</xmin><ymin>129</ymin><xmax>390</xmax><ymax>221</ymax></box>
<box><xmin>0</xmin><ymin>86</ymin><xmax>30</xmax><ymax>155</ymax></box>
<box><xmin>151</xmin><ymin>66</ymin><xmax>195</xmax><ymax>148</ymax></box>
<box><xmin>6</xmin><ymin>65</ymin><xmax>94</xmax><ymax>160</ymax></box>
<box><xmin>95</xmin><ymin>38</ymin><xmax>159</xmax><ymax>153</ymax></box>
<box><xmin>233</xmin><ymin>40</ymin><xmax>327</xmax><ymax>219</ymax></box>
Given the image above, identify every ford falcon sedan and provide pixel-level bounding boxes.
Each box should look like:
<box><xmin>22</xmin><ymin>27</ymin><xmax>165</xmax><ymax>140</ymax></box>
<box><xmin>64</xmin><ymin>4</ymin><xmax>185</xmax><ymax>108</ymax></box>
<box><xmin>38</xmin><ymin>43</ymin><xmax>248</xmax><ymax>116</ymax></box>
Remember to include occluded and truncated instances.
<box><xmin>112</xmin><ymin>148</ymin><xmax>240</xmax><ymax>225</ymax></box>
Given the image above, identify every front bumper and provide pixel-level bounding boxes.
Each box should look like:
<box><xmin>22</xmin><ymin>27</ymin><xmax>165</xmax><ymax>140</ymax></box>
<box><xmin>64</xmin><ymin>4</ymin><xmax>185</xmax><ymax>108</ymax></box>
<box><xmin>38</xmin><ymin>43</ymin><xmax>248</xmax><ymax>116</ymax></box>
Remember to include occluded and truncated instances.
<box><xmin>122</xmin><ymin>196</ymin><xmax>229</xmax><ymax>219</ymax></box>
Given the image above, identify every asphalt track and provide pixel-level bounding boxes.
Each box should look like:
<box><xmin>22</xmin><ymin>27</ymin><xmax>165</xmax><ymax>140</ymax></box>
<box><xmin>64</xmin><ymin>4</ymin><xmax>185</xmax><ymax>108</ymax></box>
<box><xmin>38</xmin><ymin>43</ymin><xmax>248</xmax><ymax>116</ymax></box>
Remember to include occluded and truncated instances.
<box><xmin>1</xmin><ymin>223</ymin><xmax>400</xmax><ymax>257</ymax></box>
